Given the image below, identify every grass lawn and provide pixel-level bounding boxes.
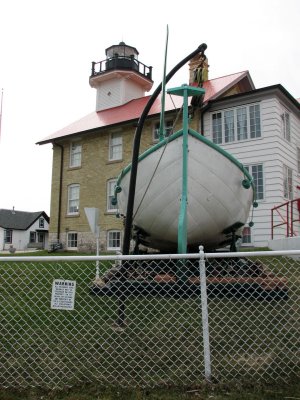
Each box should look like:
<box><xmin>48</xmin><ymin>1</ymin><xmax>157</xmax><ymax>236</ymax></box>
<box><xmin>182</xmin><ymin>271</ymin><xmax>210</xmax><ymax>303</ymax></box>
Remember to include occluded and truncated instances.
<box><xmin>0</xmin><ymin>251</ymin><xmax>299</xmax><ymax>396</ymax></box>
<box><xmin>1</xmin><ymin>380</ymin><xmax>300</xmax><ymax>399</ymax></box>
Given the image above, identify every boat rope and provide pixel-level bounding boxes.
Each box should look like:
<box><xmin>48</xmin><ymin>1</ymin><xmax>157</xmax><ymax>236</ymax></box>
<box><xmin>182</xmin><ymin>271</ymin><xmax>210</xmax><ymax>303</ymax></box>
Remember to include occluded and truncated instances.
<box><xmin>169</xmin><ymin>94</ymin><xmax>184</xmax><ymax>127</ymax></box>
<box><xmin>132</xmin><ymin>140</ymin><xmax>169</xmax><ymax>221</ymax></box>
<box><xmin>132</xmin><ymin>102</ymin><xmax>184</xmax><ymax>221</ymax></box>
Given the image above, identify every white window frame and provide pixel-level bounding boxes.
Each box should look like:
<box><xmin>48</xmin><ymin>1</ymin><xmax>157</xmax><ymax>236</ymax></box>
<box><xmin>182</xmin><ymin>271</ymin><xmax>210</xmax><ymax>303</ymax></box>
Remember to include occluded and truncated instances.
<box><xmin>211</xmin><ymin>103</ymin><xmax>261</xmax><ymax>144</ymax></box>
<box><xmin>68</xmin><ymin>184</ymin><xmax>80</xmax><ymax>215</ymax></box>
<box><xmin>109</xmin><ymin>132</ymin><xmax>122</xmax><ymax>161</ymax></box>
<box><xmin>4</xmin><ymin>229</ymin><xmax>12</xmax><ymax>244</ymax></box>
<box><xmin>245</xmin><ymin>164</ymin><xmax>264</xmax><ymax>201</ymax></box>
<box><xmin>153</xmin><ymin>120</ymin><xmax>174</xmax><ymax>142</ymax></box>
<box><xmin>237</xmin><ymin>106</ymin><xmax>248</xmax><ymax>141</ymax></box>
<box><xmin>281</xmin><ymin>111</ymin><xmax>291</xmax><ymax>142</ymax></box>
<box><xmin>297</xmin><ymin>147</ymin><xmax>300</xmax><ymax>174</ymax></box>
<box><xmin>107</xmin><ymin>179</ymin><xmax>117</xmax><ymax>212</ymax></box>
<box><xmin>224</xmin><ymin>110</ymin><xmax>235</xmax><ymax>143</ymax></box>
<box><xmin>212</xmin><ymin>112</ymin><xmax>222</xmax><ymax>144</ymax></box>
<box><xmin>249</xmin><ymin>104</ymin><xmax>261</xmax><ymax>139</ymax></box>
<box><xmin>70</xmin><ymin>142</ymin><xmax>82</xmax><ymax>168</ymax></box>
<box><xmin>30</xmin><ymin>231</ymin><xmax>36</xmax><ymax>243</ymax></box>
<box><xmin>107</xmin><ymin>230</ymin><xmax>121</xmax><ymax>251</ymax></box>
<box><xmin>67</xmin><ymin>232</ymin><xmax>78</xmax><ymax>249</ymax></box>
<box><xmin>283</xmin><ymin>164</ymin><xmax>293</xmax><ymax>200</ymax></box>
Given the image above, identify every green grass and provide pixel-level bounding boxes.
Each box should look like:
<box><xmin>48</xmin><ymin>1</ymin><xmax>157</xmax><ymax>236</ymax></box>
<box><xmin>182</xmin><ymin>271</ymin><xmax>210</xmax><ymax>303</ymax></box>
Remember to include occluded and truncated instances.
<box><xmin>0</xmin><ymin>254</ymin><xmax>299</xmax><ymax>393</ymax></box>
<box><xmin>0</xmin><ymin>250</ymin><xmax>108</xmax><ymax>257</ymax></box>
<box><xmin>1</xmin><ymin>379</ymin><xmax>300</xmax><ymax>399</ymax></box>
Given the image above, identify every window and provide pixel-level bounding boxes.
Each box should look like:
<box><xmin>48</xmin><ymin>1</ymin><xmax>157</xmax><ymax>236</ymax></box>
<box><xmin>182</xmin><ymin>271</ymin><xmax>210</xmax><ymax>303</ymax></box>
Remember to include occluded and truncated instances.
<box><xmin>38</xmin><ymin>232</ymin><xmax>44</xmax><ymax>243</ymax></box>
<box><xmin>245</xmin><ymin>164</ymin><xmax>264</xmax><ymax>200</ymax></box>
<box><xmin>281</xmin><ymin>112</ymin><xmax>291</xmax><ymax>142</ymax></box>
<box><xmin>4</xmin><ymin>229</ymin><xmax>12</xmax><ymax>244</ymax></box>
<box><xmin>70</xmin><ymin>142</ymin><xmax>82</xmax><ymax>167</ymax></box>
<box><xmin>212</xmin><ymin>113</ymin><xmax>222</xmax><ymax>144</ymax></box>
<box><xmin>249</xmin><ymin>104</ymin><xmax>261</xmax><ymax>138</ymax></box>
<box><xmin>242</xmin><ymin>226</ymin><xmax>252</xmax><ymax>244</ymax></box>
<box><xmin>224</xmin><ymin>110</ymin><xmax>234</xmax><ymax>143</ymax></box>
<box><xmin>68</xmin><ymin>184</ymin><xmax>80</xmax><ymax>214</ymax></box>
<box><xmin>212</xmin><ymin>104</ymin><xmax>261</xmax><ymax>144</ymax></box>
<box><xmin>107</xmin><ymin>230</ymin><xmax>121</xmax><ymax>250</ymax></box>
<box><xmin>107</xmin><ymin>179</ymin><xmax>117</xmax><ymax>212</ymax></box>
<box><xmin>153</xmin><ymin>120</ymin><xmax>173</xmax><ymax>141</ymax></box>
<box><xmin>30</xmin><ymin>232</ymin><xmax>36</xmax><ymax>243</ymax></box>
<box><xmin>109</xmin><ymin>132</ymin><xmax>122</xmax><ymax>161</ymax></box>
<box><xmin>237</xmin><ymin>107</ymin><xmax>247</xmax><ymax>140</ymax></box>
<box><xmin>39</xmin><ymin>218</ymin><xmax>44</xmax><ymax>228</ymax></box>
<box><xmin>67</xmin><ymin>232</ymin><xmax>78</xmax><ymax>249</ymax></box>
<box><xmin>283</xmin><ymin>165</ymin><xmax>293</xmax><ymax>199</ymax></box>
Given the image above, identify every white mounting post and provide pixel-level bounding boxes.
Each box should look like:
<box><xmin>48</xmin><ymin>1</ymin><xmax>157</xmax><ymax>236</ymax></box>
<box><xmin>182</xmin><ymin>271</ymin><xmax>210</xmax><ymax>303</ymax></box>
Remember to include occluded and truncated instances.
<box><xmin>199</xmin><ymin>245</ymin><xmax>212</xmax><ymax>382</ymax></box>
<box><xmin>84</xmin><ymin>207</ymin><xmax>100</xmax><ymax>279</ymax></box>
<box><xmin>95</xmin><ymin>225</ymin><xmax>100</xmax><ymax>279</ymax></box>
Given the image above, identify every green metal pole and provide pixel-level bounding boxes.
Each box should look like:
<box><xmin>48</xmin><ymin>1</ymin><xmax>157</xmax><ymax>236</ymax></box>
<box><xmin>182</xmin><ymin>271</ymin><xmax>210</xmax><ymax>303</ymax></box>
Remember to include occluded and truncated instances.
<box><xmin>177</xmin><ymin>85</ymin><xmax>189</xmax><ymax>254</ymax></box>
<box><xmin>159</xmin><ymin>25</ymin><xmax>169</xmax><ymax>142</ymax></box>
<box><xmin>122</xmin><ymin>44</ymin><xmax>207</xmax><ymax>258</ymax></box>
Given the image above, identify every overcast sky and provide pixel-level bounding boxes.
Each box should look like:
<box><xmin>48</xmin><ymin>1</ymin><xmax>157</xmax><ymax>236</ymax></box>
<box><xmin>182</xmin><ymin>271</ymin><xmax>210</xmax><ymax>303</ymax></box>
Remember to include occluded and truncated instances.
<box><xmin>0</xmin><ymin>0</ymin><xmax>299</xmax><ymax>215</ymax></box>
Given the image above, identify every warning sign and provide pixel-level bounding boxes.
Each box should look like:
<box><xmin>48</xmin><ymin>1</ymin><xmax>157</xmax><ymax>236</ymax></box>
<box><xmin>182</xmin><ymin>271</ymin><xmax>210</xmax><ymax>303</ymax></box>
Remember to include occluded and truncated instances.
<box><xmin>51</xmin><ymin>279</ymin><xmax>76</xmax><ymax>310</ymax></box>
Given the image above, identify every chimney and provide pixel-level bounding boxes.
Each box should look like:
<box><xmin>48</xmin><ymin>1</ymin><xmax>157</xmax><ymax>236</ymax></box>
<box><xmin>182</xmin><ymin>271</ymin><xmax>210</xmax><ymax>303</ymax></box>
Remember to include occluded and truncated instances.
<box><xmin>189</xmin><ymin>54</ymin><xmax>209</xmax><ymax>86</ymax></box>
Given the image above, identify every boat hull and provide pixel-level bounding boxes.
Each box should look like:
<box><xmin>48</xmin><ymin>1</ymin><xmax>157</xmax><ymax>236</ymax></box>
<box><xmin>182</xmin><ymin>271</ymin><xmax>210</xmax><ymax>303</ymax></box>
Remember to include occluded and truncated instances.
<box><xmin>117</xmin><ymin>132</ymin><xmax>254</xmax><ymax>252</ymax></box>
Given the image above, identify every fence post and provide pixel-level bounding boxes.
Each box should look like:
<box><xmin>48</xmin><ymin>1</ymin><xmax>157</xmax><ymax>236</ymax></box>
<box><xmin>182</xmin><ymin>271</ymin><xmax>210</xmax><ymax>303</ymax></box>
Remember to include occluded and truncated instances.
<box><xmin>199</xmin><ymin>245</ymin><xmax>212</xmax><ymax>382</ymax></box>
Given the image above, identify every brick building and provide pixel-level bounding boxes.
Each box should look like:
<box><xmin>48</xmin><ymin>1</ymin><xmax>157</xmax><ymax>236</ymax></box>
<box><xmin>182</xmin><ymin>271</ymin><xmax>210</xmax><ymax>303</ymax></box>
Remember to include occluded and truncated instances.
<box><xmin>37</xmin><ymin>42</ymin><xmax>300</xmax><ymax>252</ymax></box>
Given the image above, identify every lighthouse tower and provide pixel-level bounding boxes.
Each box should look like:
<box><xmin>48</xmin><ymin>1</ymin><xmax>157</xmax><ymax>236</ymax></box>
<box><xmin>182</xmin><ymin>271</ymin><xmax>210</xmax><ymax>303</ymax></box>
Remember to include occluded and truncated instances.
<box><xmin>89</xmin><ymin>42</ymin><xmax>153</xmax><ymax>112</ymax></box>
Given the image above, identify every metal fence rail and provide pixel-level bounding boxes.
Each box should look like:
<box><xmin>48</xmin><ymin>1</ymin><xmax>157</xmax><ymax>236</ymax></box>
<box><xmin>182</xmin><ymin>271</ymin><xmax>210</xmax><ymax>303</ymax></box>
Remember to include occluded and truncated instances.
<box><xmin>0</xmin><ymin>249</ymin><xmax>299</xmax><ymax>389</ymax></box>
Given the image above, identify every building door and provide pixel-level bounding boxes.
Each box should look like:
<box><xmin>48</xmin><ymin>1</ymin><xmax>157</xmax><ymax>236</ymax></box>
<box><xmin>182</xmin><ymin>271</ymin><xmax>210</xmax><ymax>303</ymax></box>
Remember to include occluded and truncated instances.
<box><xmin>38</xmin><ymin>232</ymin><xmax>45</xmax><ymax>249</ymax></box>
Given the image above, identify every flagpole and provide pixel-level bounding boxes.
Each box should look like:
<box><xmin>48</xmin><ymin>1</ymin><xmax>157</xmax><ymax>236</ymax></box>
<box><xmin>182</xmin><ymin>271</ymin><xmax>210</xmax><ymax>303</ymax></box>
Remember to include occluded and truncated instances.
<box><xmin>0</xmin><ymin>88</ymin><xmax>3</xmax><ymax>142</ymax></box>
<box><xmin>158</xmin><ymin>25</ymin><xmax>169</xmax><ymax>141</ymax></box>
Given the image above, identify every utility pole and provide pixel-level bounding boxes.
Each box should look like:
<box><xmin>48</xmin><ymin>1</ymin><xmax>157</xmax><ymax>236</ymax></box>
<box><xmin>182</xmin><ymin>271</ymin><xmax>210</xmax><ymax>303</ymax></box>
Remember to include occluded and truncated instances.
<box><xmin>0</xmin><ymin>89</ymin><xmax>3</xmax><ymax>142</ymax></box>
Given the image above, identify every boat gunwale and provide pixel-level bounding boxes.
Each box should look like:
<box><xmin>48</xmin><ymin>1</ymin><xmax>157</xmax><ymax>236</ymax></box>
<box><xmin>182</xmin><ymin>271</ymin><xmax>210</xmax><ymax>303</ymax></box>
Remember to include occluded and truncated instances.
<box><xmin>115</xmin><ymin>128</ymin><xmax>255</xmax><ymax>193</ymax></box>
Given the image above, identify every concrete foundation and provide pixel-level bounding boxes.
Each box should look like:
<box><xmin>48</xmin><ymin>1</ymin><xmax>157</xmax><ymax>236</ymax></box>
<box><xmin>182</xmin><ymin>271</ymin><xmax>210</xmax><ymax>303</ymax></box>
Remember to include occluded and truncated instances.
<box><xmin>268</xmin><ymin>236</ymin><xmax>300</xmax><ymax>259</ymax></box>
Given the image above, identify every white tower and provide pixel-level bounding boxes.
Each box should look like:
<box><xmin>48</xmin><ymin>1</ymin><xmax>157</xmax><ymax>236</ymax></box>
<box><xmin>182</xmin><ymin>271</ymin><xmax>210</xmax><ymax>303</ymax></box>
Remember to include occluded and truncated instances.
<box><xmin>89</xmin><ymin>42</ymin><xmax>153</xmax><ymax>112</ymax></box>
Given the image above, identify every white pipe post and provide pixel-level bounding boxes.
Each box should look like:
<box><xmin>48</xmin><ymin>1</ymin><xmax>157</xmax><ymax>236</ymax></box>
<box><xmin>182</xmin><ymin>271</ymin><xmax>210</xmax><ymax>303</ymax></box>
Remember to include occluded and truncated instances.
<box><xmin>84</xmin><ymin>208</ymin><xmax>100</xmax><ymax>280</ymax></box>
<box><xmin>95</xmin><ymin>226</ymin><xmax>100</xmax><ymax>279</ymax></box>
<box><xmin>199</xmin><ymin>245</ymin><xmax>212</xmax><ymax>382</ymax></box>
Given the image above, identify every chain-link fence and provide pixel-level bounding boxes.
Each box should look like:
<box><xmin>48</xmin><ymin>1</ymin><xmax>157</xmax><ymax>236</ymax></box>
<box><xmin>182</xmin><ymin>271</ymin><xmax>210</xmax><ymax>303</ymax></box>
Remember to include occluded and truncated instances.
<box><xmin>0</xmin><ymin>249</ymin><xmax>299</xmax><ymax>389</ymax></box>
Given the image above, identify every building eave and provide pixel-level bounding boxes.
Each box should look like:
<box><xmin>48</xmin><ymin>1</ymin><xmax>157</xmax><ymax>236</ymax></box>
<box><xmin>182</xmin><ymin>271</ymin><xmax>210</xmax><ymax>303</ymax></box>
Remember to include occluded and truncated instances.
<box><xmin>0</xmin><ymin>209</ymin><xmax>49</xmax><ymax>231</ymax></box>
<box><xmin>36</xmin><ymin>71</ymin><xmax>256</xmax><ymax>145</ymax></box>
<box><xmin>207</xmin><ymin>84</ymin><xmax>300</xmax><ymax>114</ymax></box>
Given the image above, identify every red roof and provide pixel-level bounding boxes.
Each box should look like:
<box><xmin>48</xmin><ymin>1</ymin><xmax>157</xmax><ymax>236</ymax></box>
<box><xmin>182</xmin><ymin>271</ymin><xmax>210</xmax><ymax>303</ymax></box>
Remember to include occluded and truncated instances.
<box><xmin>201</xmin><ymin>71</ymin><xmax>254</xmax><ymax>100</ymax></box>
<box><xmin>37</xmin><ymin>71</ymin><xmax>253</xmax><ymax>145</ymax></box>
